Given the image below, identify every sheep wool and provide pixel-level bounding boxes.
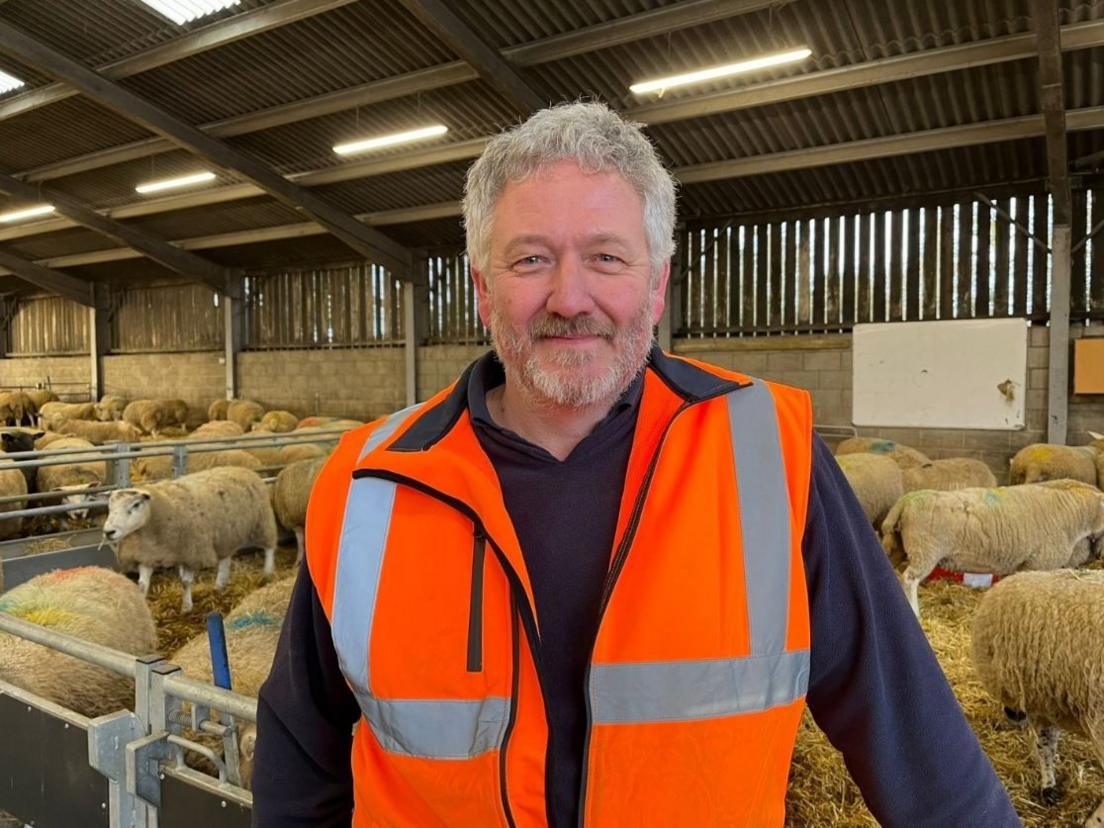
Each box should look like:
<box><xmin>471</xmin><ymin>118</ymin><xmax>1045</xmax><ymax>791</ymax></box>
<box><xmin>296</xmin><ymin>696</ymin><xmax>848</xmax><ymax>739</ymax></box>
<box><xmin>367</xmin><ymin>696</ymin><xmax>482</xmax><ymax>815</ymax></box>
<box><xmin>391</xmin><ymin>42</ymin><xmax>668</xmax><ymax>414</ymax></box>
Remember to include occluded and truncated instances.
<box><xmin>902</xmin><ymin>458</ymin><xmax>998</xmax><ymax>492</ymax></box>
<box><xmin>36</xmin><ymin>437</ymin><xmax>106</xmax><ymax>492</ymax></box>
<box><xmin>192</xmin><ymin>420</ymin><xmax>245</xmax><ymax>439</ymax></box>
<box><xmin>834</xmin><ymin>453</ymin><xmax>903</xmax><ymax>526</ymax></box>
<box><xmin>130</xmin><ymin>448</ymin><xmax>262</xmax><ymax>483</ymax></box>
<box><xmin>38</xmin><ymin>401</ymin><xmax>97</xmax><ymax>430</ymax></box>
<box><xmin>258</xmin><ymin>410</ymin><xmax>298</xmax><ymax>433</ymax></box>
<box><xmin>58</xmin><ymin>418</ymin><xmax>143</xmax><ymax>445</ymax></box>
<box><xmin>227</xmin><ymin>400</ymin><xmax>265</xmax><ymax>432</ymax></box>
<box><xmin>106</xmin><ymin>466</ymin><xmax>278</xmax><ymax>611</ymax></box>
<box><xmin>971</xmin><ymin>570</ymin><xmax>1104</xmax><ymax>826</ymax></box>
<box><xmin>95</xmin><ymin>395</ymin><xmax>128</xmax><ymax>422</ymax></box>
<box><xmin>881</xmin><ymin>481</ymin><xmax>1104</xmax><ymax>616</ymax></box>
<box><xmin>0</xmin><ymin>567</ymin><xmax>157</xmax><ymax>718</ymax></box>
<box><xmin>25</xmin><ymin>390</ymin><xmax>58</xmax><ymax>411</ymax></box>
<box><xmin>208</xmin><ymin>399</ymin><xmax>232</xmax><ymax>421</ymax></box>
<box><xmin>0</xmin><ymin>459</ymin><xmax>27</xmax><ymax>540</ymax></box>
<box><xmin>835</xmin><ymin>436</ymin><xmax>931</xmax><ymax>470</ymax></box>
<box><xmin>273</xmin><ymin>456</ymin><xmax>326</xmax><ymax>561</ymax></box>
<box><xmin>1010</xmin><ymin>443</ymin><xmax>1099</xmax><ymax>487</ymax></box>
<box><xmin>122</xmin><ymin>400</ymin><xmax>178</xmax><ymax>435</ymax></box>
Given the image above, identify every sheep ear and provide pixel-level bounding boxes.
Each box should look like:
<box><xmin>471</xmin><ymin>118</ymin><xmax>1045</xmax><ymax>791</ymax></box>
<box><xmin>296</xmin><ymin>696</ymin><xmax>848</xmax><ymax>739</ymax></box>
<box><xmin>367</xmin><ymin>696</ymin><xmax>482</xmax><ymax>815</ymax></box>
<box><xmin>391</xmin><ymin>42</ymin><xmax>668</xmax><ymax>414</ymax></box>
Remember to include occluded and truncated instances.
<box><xmin>139</xmin><ymin>492</ymin><xmax>151</xmax><ymax>501</ymax></box>
<box><xmin>32</xmin><ymin>431</ymin><xmax>44</xmax><ymax>439</ymax></box>
<box><xmin>1090</xmin><ymin>430</ymin><xmax>1103</xmax><ymax>440</ymax></box>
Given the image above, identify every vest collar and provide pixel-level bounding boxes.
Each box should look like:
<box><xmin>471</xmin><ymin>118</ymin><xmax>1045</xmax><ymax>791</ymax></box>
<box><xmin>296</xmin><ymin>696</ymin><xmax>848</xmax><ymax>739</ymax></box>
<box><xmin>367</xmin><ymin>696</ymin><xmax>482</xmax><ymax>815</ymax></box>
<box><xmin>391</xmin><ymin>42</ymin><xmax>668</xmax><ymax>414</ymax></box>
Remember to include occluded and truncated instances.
<box><xmin>388</xmin><ymin>345</ymin><xmax>745</xmax><ymax>453</ymax></box>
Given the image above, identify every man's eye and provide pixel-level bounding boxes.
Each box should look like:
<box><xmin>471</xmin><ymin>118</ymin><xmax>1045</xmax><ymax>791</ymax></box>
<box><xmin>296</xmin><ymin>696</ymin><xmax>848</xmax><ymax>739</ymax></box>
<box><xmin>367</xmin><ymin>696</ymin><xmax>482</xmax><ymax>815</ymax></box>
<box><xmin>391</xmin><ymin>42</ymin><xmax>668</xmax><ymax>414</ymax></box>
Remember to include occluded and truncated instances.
<box><xmin>514</xmin><ymin>255</ymin><xmax>544</xmax><ymax>267</ymax></box>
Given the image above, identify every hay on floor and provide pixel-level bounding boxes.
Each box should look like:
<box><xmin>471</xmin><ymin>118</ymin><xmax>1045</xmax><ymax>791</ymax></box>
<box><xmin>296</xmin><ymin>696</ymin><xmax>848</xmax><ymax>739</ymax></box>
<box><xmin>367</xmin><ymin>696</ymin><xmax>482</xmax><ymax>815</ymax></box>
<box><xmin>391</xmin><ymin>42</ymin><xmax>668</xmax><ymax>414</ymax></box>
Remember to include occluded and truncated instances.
<box><xmin>786</xmin><ymin>571</ymin><xmax>1103</xmax><ymax>826</ymax></box>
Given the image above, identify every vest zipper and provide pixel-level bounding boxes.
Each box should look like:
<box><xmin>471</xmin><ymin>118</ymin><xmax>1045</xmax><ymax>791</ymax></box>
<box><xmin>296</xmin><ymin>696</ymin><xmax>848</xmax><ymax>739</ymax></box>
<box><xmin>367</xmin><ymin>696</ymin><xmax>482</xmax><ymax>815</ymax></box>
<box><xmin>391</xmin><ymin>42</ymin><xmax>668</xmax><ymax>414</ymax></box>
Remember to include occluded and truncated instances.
<box><xmin>576</xmin><ymin>386</ymin><xmax>738</xmax><ymax>827</ymax></box>
<box><xmin>349</xmin><ymin>469</ymin><xmax>553</xmax><ymax>827</ymax></box>
<box><xmin>467</xmin><ymin>529</ymin><xmax>487</xmax><ymax>672</ymax></box>
<box><xmin>499</xmin><ymin>593</ymin><xmax>520</xmax><ymax>828</ymax></box>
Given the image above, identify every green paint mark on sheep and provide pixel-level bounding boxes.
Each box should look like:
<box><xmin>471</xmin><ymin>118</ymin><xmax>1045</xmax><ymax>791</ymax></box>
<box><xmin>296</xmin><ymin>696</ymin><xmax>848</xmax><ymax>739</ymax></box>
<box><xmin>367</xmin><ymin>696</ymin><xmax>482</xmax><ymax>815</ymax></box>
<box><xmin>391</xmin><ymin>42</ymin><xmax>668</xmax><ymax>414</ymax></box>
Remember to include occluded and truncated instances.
<box><xmin>869</xmin><ymin>440</ymin><xmax>896</xmax><ymax>454</ymax></box>
<box><xmin>227</xmin><ymin>610</ymin><xmax>279</xmax><ymax>631</ymax></box>
<box><xmin>983</xmin><ymin>489</ymin><xmax>1003</xmax><ymax>506</ymax></box>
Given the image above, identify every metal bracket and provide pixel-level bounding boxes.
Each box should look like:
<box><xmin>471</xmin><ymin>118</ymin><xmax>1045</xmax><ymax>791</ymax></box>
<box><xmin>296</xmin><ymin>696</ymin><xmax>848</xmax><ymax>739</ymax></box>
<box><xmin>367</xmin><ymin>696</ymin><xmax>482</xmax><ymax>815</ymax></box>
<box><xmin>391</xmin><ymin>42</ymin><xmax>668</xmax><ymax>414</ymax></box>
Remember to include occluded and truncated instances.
<box><xmin>87</xmin><ymin>710</ymin><xmax>153</xmax><ymax>828</ymax></box>
<box><xmin>172</xmin><ymin>444</ymin><xmax>188</xmax><ymax>478</ymax></box>
<box><xmin>126</xmin><ymin>731</ymin><xmax>172</xmax><ymax>807</ymax></box>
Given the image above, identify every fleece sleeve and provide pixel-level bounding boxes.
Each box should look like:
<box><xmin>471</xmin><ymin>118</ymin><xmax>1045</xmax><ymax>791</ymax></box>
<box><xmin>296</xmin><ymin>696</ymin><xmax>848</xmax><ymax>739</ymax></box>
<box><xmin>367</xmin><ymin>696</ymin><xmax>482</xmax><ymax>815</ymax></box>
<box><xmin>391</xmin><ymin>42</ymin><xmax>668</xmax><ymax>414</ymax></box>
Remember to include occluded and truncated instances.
<box><xmin>252</xmin><ymin>564</ymin><xmax>360</xmax><ymax>828</ymax></box>
<box><xmin>802</xmin><ymin>436</ymin><xmax>1022</xmax><ymax>827</ymax></box>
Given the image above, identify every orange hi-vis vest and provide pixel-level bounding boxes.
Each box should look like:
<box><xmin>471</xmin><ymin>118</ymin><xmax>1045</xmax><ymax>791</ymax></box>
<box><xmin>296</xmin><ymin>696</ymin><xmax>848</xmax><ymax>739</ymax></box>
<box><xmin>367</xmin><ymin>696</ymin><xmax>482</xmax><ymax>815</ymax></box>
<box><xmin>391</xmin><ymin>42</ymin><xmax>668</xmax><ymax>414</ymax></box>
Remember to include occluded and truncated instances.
<box><xmin>305</xmin><ymin>348</ymin><xmax>814</xmax><ymax>827</ymax></box>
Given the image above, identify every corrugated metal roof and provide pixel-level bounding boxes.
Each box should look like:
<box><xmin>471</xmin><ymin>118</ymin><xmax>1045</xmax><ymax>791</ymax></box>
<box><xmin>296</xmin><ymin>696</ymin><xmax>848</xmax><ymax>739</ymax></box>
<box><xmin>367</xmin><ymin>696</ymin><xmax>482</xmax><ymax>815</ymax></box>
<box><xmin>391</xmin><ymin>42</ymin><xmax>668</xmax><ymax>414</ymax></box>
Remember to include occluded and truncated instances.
<box><xmin>0</xmin><ymin>0</ymin><xmax>1100</xmax><ymax>279</ymax></box>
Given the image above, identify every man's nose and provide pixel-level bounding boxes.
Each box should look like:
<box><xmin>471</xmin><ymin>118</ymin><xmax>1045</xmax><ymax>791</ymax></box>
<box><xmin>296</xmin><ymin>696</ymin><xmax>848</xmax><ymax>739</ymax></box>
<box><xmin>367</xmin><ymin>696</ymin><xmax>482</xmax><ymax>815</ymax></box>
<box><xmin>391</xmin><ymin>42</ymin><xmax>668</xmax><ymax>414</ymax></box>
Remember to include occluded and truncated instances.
<box><xmin>545</xmin><ymin>258</ymin><xmax>597</xmax><ymax>319</ymax></box>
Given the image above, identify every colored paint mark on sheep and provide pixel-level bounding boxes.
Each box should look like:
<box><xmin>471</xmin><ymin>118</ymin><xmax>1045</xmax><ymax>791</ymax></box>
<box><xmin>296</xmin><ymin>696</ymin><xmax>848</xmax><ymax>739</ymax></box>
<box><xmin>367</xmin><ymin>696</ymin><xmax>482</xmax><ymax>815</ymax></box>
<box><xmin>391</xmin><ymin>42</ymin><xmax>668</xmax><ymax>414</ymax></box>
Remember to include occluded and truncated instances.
<box><xmin>227</xmin><ymin>610</ymin><xmax>279</xmax><ymax>631</ymax></box>
<box><xmin>869</xmin><ymin>440</ymin><xmax>897</xmax><ymax>454</ymax></box>
<box><xmin>983</xmin><ymin>489</ymin><xmax>1003</xmax><ymax>506</ymax></box>
<box><xmin>15</xmin><ymin>606</ymin><xmax>78</xmax><ymax>628</ymax></box>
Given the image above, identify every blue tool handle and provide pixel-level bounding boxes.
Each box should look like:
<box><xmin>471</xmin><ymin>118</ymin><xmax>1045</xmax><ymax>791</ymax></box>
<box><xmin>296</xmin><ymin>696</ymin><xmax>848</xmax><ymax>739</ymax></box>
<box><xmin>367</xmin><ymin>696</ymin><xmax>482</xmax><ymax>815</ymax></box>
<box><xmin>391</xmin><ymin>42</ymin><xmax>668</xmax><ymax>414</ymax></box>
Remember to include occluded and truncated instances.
<box><xmin>206</xmin><ymin>612</ymin><xmax>232</xmax><ymax>691</ymax></box>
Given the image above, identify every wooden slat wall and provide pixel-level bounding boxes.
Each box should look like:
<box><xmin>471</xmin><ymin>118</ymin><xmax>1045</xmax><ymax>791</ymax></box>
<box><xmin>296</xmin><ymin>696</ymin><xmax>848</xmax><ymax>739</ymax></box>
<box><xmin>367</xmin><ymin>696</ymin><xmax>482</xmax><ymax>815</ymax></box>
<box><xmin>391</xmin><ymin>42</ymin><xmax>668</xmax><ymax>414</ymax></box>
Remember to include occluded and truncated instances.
<box><xmin>113</xmin><ymin>283</ymin><xmax>222</xmax><ymax>352</ymax></box>
<box><xmin>8</xmin><ymin>295</ymin><xmax>88</xmax><ymax>356</ymax></box>
<box><xmin>426</xmin><ymin>254</ymin><xmax>485</xmax><ymax>344</ymax></box>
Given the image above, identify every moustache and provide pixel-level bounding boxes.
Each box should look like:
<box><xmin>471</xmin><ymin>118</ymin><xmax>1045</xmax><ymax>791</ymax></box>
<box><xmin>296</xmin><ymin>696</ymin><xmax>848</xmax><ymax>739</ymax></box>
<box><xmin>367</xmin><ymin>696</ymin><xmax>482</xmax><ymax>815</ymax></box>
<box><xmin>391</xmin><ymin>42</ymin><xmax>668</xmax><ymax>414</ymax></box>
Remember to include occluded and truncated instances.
<box><xmin>529</xmin><ymin>315</ymin><xmax>615</xmax><ymax>340</ymax></box>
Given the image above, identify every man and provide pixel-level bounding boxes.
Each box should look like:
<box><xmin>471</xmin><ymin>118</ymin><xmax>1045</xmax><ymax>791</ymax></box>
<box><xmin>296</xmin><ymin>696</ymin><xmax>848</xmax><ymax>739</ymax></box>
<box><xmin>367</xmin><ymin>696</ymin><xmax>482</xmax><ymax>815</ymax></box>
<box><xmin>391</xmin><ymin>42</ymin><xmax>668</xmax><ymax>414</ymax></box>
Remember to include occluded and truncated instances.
<box><xmin>254</xmin><ymin>102</ymin><xmax>1020</xmax><ymax>826</ymax></box>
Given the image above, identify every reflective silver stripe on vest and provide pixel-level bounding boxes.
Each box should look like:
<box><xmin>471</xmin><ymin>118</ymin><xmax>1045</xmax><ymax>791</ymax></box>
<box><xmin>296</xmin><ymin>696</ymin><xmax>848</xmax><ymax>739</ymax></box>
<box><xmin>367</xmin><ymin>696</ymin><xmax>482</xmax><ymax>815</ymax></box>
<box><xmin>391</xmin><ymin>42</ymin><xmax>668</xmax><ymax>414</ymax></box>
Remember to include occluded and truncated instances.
<box><xmin>590</xmin><ymin>379</ymin><xmax>809</xmax><ymax>725</ymax></box>
<box><xmin>333</xmin><ymin>404</ymin><xmax>509</xmax><ymax>758</ymax></box>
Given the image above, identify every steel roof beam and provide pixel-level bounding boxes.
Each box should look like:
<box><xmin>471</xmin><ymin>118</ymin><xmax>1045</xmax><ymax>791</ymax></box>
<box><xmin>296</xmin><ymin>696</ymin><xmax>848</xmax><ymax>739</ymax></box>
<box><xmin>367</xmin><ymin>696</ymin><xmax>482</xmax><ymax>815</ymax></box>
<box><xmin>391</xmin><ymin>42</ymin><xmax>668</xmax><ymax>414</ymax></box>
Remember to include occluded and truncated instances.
<box><xmin>8</xmin><ymin>107</ymin><xmax>1104</xmax><ymax>275</ymax></box>
<box><xmin>0</xmin><ymin>0</ymin><xmax>360</xmax><ymax>123</ymax></box>
<box><xmin>0</xmin><ymin>172</ymin><xmax>235</xmax><ymax>295</ymax></box>
<box><xmin>398</xmin><ymin>0</ymin><xmax>545</xmax><ymax>112</ymax></box>
<box><xmin>0</xmin><ymin>246</ymin><xmax>95</xmax><ymax>305</ymax></box>
<box><xmin>0</xmin><ymin>20</ymin><xmax>414</xmax><ymax>277</ymax></box>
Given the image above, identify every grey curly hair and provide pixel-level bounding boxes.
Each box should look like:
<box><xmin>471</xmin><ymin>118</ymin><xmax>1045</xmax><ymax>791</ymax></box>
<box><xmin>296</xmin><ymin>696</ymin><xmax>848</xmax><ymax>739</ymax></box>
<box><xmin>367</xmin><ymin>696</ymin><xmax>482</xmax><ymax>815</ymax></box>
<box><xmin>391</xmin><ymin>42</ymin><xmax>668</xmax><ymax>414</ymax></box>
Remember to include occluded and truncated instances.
<box><xmin>462</xmin><ymin>101</ymin><xmax>677</xmax><ymax>278</ymax></box>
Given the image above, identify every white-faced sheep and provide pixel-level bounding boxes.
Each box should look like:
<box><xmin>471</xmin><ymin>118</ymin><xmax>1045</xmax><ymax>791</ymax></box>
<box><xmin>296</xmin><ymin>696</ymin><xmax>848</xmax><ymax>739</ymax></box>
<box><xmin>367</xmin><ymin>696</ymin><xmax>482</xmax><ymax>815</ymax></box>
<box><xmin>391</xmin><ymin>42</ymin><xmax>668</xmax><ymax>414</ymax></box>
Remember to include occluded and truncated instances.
<box><xmin>122</xmin><ymin>399</ymin><xmax>183</xmax><ymax>435</ymax></box>
<box><xmin>36</xmin><ymin>436</ymin><xmax>106</xmax><ymax>526</ymax></box>
<box><xmin>226</xmin><ymin>400</ymin><xmax>264</xmax><ymax>432</ymax></box>
<box><xmin>972</xmin><ymin>570</ymin><xmax>1104</xmax><ymax>827</ymax></box>
<box><xmin>273</xmin><ymin>457</ymin><xmax>326</xmax><ymax>562</ymax></box>
<box><xmin>94</xmin><ymin>394</ymin><xmax>128</xmax><ymax>422</ymax></box>
<box><xmin>258</xmin><ymin>410</ymin><xmax>297</xmax><ymax>433</ymax></box>
<box><xmin>835</xmin><ymin>453</ymin><xmax>903</xmax><ymax>526</ymax></box>
<box><xmin>171</xmin><ymin>574</ymin><xmax>295</xmax><ymax>788</ymax></box>
<box><xmin>881</xmin><ymin>481</ymin><xmax>1104</xmax><ymax>616</ymax></box>
<box><xmin>0</xmin><ymin>567</ymin><xmax>157</xmax><ymax>717</ymax></box>
<box><xmin>1010</xmin><ymin>443</ymin><xmax>1099</xmax><ymax>487</ymax></box>
<box><xmin>37</xmin><ymin>401</ymin><xmax>96</xmax><ymax>430</ymax></box>
<box><xmin>104</xmin><ymin>466</ymin><xmax>278</xmax><ymax>612</ymax></box>
<box><xmin>835</xmin><ymin>436</ymin><xmax>931</xmax><ymax>470</ymax></box>
<box><xmin>902</xmin><ymin>458</ymin><xmax>998</xmax><ymax>492</ymax></box>
<box><xmin>57</xmin><ymin>418</ymin><xmax>143</xmax><ymax>445</ymax></box>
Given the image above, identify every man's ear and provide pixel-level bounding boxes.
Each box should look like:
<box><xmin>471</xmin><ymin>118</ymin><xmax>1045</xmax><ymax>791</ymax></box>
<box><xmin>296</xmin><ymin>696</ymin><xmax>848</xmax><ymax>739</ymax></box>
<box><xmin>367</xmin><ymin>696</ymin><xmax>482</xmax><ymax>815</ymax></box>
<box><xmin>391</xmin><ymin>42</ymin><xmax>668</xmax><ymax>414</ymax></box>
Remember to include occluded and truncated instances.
<box><xmin>472</xmin><ymin>264</ymin><xmax>493</xmax><ymax>329</ymax></box>
<box><xmin>651</xmin><ymin>259</ymin><xmax>671</xmax><ymax>327</ymax></box>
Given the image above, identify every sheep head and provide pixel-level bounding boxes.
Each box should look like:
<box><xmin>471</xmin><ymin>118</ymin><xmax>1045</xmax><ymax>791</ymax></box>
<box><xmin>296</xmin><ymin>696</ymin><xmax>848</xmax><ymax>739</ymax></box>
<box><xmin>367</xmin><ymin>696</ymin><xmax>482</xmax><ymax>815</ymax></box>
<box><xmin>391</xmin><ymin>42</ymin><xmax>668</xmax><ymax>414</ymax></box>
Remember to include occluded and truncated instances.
<box><xmin>103</xmin><ymin>489</ymin><xmax>152</xmax><ymax>541</ymax></box>
<box><xmin>57</xmin><ymin>482</ymin><xmax>99</xmax><ymax>522</ymax></box>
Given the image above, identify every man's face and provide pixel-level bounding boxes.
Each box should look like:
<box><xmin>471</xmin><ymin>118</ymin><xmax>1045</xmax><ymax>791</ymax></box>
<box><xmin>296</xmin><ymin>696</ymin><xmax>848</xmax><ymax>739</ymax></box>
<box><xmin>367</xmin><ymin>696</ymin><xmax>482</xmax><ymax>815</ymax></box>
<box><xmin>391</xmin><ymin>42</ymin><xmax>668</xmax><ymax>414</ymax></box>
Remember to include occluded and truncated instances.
<box><xmin>472</xmin><ymin>159</ymin><xmax>669</xmax><ymax>409</ymax></box>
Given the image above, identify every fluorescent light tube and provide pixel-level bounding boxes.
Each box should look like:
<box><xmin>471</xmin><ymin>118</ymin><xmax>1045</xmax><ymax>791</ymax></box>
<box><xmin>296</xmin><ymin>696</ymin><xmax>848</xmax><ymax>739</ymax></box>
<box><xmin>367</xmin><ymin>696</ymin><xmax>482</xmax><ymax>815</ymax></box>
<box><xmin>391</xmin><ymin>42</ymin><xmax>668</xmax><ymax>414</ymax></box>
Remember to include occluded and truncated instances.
<box><xmin>0</xmin><ymin>70</ymin><xmax>25</xmax><ymax>96</ymax></box>
<box><xmin>135</xmin><ymin>171</ymin><xmax>217</xmax><ymax>195</ymax></box>
<box><xmin>0</xmin><ymin>204</ymin><xmax>56</xmax><ymax>223</ymax></box>
<box><xmin>334</xmin><ymin>125</ymin><xmax>449</xmax><ymax>156</ymax></box>
<box><xmin>630</xmin><ymin>48</ymin><xmax>812</xmax><ymax>94</ymax></box>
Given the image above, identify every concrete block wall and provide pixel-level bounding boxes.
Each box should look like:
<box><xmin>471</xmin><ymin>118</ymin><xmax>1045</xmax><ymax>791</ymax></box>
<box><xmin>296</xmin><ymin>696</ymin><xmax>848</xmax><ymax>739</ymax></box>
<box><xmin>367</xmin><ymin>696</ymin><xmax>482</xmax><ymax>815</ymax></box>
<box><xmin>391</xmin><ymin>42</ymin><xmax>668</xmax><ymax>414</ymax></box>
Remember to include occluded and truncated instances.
<box><xmin>102</xmin><ymin>353</ymin><xmax>224</xmax><ymax>425</ymax></box>
<box><xmin>0</xmin><ymin>355</ymin><xmax>90</xmax><ymax>399</ymax></box>
<box><xmin>238</xmin><ymin>348</ymin><xmax>406</xmax><ymax>421</ymax></box>
<box><xmin>416</xmin><ymin>344</ymin><xmax>489</xmax><ymax>402</ymax></box>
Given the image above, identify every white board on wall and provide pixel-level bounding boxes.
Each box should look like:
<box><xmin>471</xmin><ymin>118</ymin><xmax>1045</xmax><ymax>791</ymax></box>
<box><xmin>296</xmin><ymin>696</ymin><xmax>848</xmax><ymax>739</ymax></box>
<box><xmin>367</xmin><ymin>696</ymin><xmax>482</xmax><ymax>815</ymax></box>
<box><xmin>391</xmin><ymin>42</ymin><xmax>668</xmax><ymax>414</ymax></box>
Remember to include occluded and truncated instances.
<box><xmin>852</xmin><ymin>319</ymin><xmax>1027</xmax><ymax>430</ymax></box>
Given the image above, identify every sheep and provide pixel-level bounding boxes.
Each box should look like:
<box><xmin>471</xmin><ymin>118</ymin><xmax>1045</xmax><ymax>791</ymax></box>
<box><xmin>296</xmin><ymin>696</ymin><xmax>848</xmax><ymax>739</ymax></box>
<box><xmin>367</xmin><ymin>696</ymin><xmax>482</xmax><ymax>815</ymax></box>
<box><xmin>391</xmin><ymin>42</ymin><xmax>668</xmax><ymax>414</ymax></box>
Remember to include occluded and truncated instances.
<box><xmin>902</xmin><ymin>458</ymin><xmax>998</xmax><ymax>492</ymax></box>
<box><xmin>278</xmin><ymin>443</ymin><xmax>328</xmax><ymax>464</ymax></box>
<box><xmin>36</xmin><ymin>436</ymin><xmax>106</xmax><ymax>526</ymax></box>
<box><xmin>122</xmin><ymin>399</ymin><xmax>181</xmax><ymax>435</ymax></box>
<box><xmin>104</xmin><ymin>466</ymin><xmax>278</xmax><ymax>612</ymax></box>
<box><xmin>226</xmin><ymin>400</ymin><xmax>264</xmax><ymax>432</ymax></box>
<box><xmin>170</xmin><ymin>575</ymin><xmax>295</xmax><ymax>788</ymax></box>
<box><xmin>971</xmin><ymin>570</ymin><xmax>1104</xmax><ymax>827</ymax></box>
<box><xmin>130</xmin><ymin>448</ymin><xmax>261</xmax><ymax>483</ymax></box>
<box><xmin>33</xmin><ymin>431</ymin><xmax>66</xmax><ymax>450</ymax></box>
<box><xmin>835</xmin><ymin>453</ymin><xmax>903</xmax><ymax>526</ymax></box>
<box><xmin>94</xmin><ymin>394</ymin><xmax>128</xmax><ymax>422</ymax></box>
<box><xmin>295</xmin><ymin>416</ymin><xmax>362</xmax><ymax>431</ymax></box>
<box><xmin>1010</xmin><ymin>443</ymin><xmax>1099</xmax><ymax>487</ymax></box>
<box><xmin>881</xmin><ymin>481</ymin><xmax>1104</xmax><ymax>616</ymax></box>
<box><xmin>57</xmin><ymin>418</ymin><xmax>143</xmax><ymax>445</ymax></box>
<box><xmin>37</xmin><ymin>401</ymin><xmax>96</xmax><ymax>430</ymax></box>
<box><xmin>167</xmin><ymin>399</ymin><xmax>189</xmax><ymax>427</ymax></box>
<box><xmin>0</xmin><ymin>456</ymin><xmax>27</xmax><ymax>541</ymax></box>
<box><xmin>273</xmin><ymin>457</ymin><xmax>326</xmax><ymax>562</ymax></box>
<box><xmin>835</xmin><ymin>436</ymin><xmax>930</xmax><ymax>470</ymax></box>
<box><xmin>25</xmin><ymin>389</ymin><xmax>58</xmax><ymax>410</ymax></box>
<box><xmin>208</xmin><ymin>399</ymin><xmax>232</xmax><ymax>421</ymax></box>
<box><xmin>0</xmin><ymin>567</ymin><xmax>158</xmax><ymax>718</ymax></box>
<box><xmin>192</xmin><ymin>420</ymin><xmax>245</xmax><ymax>439</ymax></box>
<box><xmin>258</xmin><ymin>410</ymin><xmax>297</xmax><ymax>433</ymax></box>
<box><xmin>0</xmin><ymin>391</ymin><xmax>36</xmax><ymax>427</ymax></box>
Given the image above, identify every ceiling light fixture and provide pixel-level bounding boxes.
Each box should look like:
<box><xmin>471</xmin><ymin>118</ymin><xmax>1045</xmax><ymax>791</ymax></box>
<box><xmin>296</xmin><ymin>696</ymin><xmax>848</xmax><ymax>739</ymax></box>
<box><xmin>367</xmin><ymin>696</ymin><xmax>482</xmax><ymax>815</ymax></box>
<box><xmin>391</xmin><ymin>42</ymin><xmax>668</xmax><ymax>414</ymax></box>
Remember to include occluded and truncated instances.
<box><xmin>137</xmin><ymin>0</ymin><xmax>241</xmax><ymax>25</ymax></box>
<box><xmin>334</xmin><ymin>124</ymin><xmax>449</xmax><ymax>156</ymax></box>
<box><xmin>0</xmin><ymin>204</ymin><xmax>56</xmax><ymax>223</ymax></box>
<box><xmin>630</xmin><ymin>47</ymin><xmax>813</xmax><ymax>95</ymax></box>
<box><xmin>0</xmin><ymin>69</ymin><xmax>26</xmax><ymax>96</ymax></box>
<box><xmin>135</xmin><ymin>171</ymin><xmax>217</xmax><ymax>195</ymax></box>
